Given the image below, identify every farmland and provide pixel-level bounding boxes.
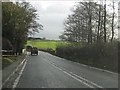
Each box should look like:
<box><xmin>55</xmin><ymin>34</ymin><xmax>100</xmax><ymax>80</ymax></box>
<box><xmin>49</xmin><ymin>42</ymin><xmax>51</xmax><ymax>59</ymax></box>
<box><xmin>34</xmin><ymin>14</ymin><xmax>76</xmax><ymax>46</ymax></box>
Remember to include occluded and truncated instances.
<box><xmin>26</xmin><ymin>40</ymin><xmax>68</xmax><ymax>50</ymax></box>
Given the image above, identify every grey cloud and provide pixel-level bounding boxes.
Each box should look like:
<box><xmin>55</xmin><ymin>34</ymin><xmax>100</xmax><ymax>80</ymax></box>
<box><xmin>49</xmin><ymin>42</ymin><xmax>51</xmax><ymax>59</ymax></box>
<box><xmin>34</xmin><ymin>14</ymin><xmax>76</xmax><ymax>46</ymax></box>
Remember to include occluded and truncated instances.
<box><xmin>30</xmin><ymin>1</ymin><xmax>76</xmax><ymax>40</ymax></box>
<box><xmin>42</xmin><ymin>4</ymin><xmax>72</xmax><ymax>14</ymax></box>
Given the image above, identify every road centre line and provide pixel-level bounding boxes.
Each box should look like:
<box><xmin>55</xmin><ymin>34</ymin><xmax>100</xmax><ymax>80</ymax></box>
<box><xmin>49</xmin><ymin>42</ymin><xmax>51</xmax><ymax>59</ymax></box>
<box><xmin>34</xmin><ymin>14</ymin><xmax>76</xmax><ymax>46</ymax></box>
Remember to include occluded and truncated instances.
<box><xmin>69</xmin><ymin>72</ymin><xmax>103</xmax><ymax>88</ymax></box>
<box><xmin>43</xmin><ymin>59</ymin><xmax>104</xmax><ymax>89</ymax></box>
<box><xmin>52</xmin><ymin>64</ymin><xmax>94</xmax><ymax>88</ymax></box>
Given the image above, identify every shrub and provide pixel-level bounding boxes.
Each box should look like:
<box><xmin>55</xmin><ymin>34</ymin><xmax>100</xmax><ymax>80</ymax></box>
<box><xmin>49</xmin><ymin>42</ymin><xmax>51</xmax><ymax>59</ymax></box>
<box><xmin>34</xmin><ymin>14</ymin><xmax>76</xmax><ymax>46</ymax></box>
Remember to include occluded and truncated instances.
<box><xmin>2</xmin><ymin>57</ymin><xmax>13</xmax><ymax>69</ymax></box>
<box><xmin>2</xmin><ymin>56</ymin><xmax>17</xmax><ymax>69</ymax></box>
<box><xmin>46</xmin><ymin>48</ymin><xmax>55</xmax><ymax>55</ymax></box>
<box><xmin>56</xmin><ymin>41</ymin><xmax>118</xmax><ymax>72</ymax></box>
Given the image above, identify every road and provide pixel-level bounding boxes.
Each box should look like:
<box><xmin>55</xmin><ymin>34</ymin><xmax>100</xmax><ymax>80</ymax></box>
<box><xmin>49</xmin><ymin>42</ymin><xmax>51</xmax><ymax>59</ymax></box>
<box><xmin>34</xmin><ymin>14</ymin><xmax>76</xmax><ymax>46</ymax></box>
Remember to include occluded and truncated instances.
<box><xmin>13</xmin><ymin>51</ymin><xmax>118</xmax><ymax>88</ymax></box>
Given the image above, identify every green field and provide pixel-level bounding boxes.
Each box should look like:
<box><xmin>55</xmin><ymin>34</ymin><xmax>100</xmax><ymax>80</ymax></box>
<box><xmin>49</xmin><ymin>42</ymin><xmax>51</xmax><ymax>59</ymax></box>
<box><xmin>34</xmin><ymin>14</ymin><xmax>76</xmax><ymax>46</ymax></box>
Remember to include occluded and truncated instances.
<box><xmin>26</xmin><ymin>40</ymin><xmax>68</xmax><ymax>50</ymax></box>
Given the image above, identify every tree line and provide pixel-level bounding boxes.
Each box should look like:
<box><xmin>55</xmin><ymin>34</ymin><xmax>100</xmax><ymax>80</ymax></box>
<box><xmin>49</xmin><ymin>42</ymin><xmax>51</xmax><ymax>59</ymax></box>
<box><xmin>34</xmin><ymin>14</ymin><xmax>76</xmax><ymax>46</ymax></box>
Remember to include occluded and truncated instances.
<box><xmin>60</xmin><ymin>0</ymin><xmax>117</xmax><ymax>44</ymax></box>
<box><xmin>2</xmin><ymin>2</ymin><xmax>43</xmax><ymax>55</ymax></box>
<box><xmin>57</xmin><ymin>0</ymin><xmax>119</xmax><ymax>72</ymax></box>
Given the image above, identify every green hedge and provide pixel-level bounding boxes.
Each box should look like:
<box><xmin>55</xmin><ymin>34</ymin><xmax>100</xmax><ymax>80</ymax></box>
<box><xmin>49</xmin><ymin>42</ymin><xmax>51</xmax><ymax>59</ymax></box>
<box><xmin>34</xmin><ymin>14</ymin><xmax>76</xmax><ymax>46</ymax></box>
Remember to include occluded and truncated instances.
<box><xmin>56</xmin><ymin>41</ymin><xmax>119</xmax><ymax>73</ymax></box>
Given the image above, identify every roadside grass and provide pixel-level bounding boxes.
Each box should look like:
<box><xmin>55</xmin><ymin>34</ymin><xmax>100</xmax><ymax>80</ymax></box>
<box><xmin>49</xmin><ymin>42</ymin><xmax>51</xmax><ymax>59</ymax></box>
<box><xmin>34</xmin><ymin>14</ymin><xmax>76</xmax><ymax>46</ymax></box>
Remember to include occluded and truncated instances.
<box><xmin>26</xmin><ymin>40</ymin><xmax>68</xmax><ymax>50</ymax></box>
<box><xmin>2</xmin><ymin>54</ymin><xmax>26</xmax><ymax>69</ymax></box>
<box><xmin>2</xmin><ymin>56</ymin><xmax>17</xmax><ymax>69</ymax></box>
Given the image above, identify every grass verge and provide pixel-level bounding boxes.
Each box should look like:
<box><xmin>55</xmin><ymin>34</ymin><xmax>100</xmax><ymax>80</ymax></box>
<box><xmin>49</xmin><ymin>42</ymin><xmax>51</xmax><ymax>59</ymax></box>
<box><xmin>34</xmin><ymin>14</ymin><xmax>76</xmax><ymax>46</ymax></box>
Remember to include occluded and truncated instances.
<box><xmin>2</xmin><ymin>56</ymin><xmax>17</xmax><ymax>69</ymax></box>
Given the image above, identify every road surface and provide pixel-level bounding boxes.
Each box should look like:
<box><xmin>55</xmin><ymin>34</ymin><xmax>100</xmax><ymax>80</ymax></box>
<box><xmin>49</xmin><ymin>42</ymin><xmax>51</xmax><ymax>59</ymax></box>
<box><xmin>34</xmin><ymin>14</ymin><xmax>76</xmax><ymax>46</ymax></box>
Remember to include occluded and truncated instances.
<box><xmin>10</xmin><ymin>51</ymin><xmax>118</xmax><ymax>88</ymax></box>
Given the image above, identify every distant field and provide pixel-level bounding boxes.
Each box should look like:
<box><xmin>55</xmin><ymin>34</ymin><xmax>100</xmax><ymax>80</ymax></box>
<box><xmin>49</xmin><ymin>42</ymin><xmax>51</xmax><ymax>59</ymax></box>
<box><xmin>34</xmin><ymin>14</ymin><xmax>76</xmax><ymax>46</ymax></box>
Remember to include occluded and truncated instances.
<box><xmin>26</xmin><ymin>40</ymin><xmax>68</xmax><ymax>50</ymax></box>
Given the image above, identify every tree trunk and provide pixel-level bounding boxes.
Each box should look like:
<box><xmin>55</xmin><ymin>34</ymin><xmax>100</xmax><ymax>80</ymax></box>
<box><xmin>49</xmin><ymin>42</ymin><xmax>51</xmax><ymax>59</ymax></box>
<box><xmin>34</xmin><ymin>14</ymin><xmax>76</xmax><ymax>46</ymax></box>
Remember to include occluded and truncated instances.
<box><xmin>88</xmin><ymin>2</ymin><xmax>92</xmax><ymax>44</ymax></box>
<box><xmin>103</xmin><ymin>0</ymin><xmax>107</xmax><ymax>43</ymax></box>
<box><xmin>111</xmin><ymin>0</ymin><xmax>115</xmax><ymax>42</ymax></box>
<box><xmin>97</xmin><ymin>4</ymin><xmax>101</xmax><ymax>43</ymax></box>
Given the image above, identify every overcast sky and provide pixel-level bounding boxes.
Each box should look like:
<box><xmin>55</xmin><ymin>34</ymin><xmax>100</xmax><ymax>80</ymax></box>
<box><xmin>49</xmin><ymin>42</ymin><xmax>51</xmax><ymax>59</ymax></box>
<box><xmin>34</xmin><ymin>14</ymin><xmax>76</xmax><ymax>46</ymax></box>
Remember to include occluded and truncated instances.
<box><xmin>29</xmin><ymin>0</ymin><xmax>119</xmax><ymax>40</ymax></box>
<box><xmin>29</xmin><ymin>1</ymin><xmax>77</xmax><ymax>40</ymax></box>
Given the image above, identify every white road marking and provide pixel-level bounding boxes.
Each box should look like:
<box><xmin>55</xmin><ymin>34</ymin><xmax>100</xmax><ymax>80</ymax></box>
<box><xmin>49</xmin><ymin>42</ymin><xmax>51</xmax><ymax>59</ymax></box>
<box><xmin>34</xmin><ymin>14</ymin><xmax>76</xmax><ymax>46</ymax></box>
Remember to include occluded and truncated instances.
<box><xmin>12</xmin><ymin>59</ymin><xmax>27</xmax><ymax>88</ymax></box>
<box><xmin>43</xmin><ymin>59</ymin><xmax>104</xmax><ymax>88</ymax></box>
<box><xmin>69</xmin><ymin>72</ymin><xmax>103</xmax><ymax>88</ymax></box>
<box><xmin>48</xmin><ymin>55</ymin><xmax>118</xmax><ymax>75</ymax></box>
<box><xmin>2</xmin><ymin>58</ymin><xmax>27</xmax><ymax>87</ymax></box>
<box><xmin>88</xmin><ymin>66</ymin><xmax>117</xmax><ymax>75</ymax></box>
<box><xmin>52</xmin><ymin>64</ymin><xmax>94</xmax><ymax>88</ymax></box>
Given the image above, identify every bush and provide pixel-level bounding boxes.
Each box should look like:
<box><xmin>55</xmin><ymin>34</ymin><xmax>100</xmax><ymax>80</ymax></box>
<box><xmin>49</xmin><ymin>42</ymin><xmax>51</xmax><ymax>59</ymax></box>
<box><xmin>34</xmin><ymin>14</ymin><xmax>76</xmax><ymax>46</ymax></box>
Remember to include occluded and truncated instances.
<box><xmin>2</xmin><ymin>56</ymin><xmax>17</xmax><ymax>69</ymax></box>
<box><xmin>46</xmin><ymin>48</ymin><xmax>55</xmax><ymax>55</ymax></box>
<box><xmin>2</xmin><ymin>57</ymin><xmax>13</xmax><ymax>69</ymax></box>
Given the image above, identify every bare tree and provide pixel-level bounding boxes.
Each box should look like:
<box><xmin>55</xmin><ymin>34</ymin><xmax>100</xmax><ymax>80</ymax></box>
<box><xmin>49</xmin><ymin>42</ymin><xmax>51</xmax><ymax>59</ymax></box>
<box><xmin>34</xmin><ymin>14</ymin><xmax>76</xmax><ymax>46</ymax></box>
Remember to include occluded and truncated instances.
<box><xmin>61</xmin><ymin>0</ymin><xmax>117</xmax><ymax>44</ymax></box>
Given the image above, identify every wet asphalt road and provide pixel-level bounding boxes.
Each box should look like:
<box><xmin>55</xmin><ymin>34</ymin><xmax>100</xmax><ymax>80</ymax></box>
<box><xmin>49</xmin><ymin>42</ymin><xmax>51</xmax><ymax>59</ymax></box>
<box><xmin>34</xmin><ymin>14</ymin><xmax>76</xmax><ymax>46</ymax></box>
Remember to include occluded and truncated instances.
<box><xmin>16</xmin><ymin>51</ymin><xmax>118</xmax><ymax>88</ymax></box>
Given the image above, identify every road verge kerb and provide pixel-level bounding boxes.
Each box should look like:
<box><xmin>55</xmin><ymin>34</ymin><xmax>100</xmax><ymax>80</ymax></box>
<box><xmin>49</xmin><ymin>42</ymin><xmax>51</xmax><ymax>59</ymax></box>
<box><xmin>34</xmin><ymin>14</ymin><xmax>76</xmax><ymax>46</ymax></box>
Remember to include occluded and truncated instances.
<box><xmin>2</xmin><ymin>55</ymin><xmax>28</xmax><ymax>87</ymax></box>
<box><xmin>48</xmin><ymin>53</ymin><xmax>118</xmax><ymax>75</ymax></box>
<box><xmin>60</xmin><ymin>57</ymin><xmax>118</xmax><ymax>75</ymax></box>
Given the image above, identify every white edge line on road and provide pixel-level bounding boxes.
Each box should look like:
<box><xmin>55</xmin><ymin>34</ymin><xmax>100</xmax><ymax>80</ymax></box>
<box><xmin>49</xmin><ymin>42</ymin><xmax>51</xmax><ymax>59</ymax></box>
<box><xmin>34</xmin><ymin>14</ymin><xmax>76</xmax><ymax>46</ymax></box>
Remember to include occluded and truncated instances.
<box><xmin>43</xmin><ymin>59</ymin><xmax>99</xmax><ymax>88</ymax></box>
<box><xmin>12</xmin><ymin>59</ymin><xmax>27</xmax><ymax>88</ymax></box>
<box><xmin>2</xmin><ymin>58</ymin><xmax>26</xmax><ymax>87</ymax></box>
<box><xmin>60</xmin><ymin>58</ymin><xmax>117</xmax><ymax>75</ymax></box>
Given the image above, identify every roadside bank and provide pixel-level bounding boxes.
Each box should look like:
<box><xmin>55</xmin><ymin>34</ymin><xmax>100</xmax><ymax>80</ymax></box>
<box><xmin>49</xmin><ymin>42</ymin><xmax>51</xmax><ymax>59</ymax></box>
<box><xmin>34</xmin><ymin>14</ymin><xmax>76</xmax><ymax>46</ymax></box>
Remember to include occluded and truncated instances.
<box><xmin>2</xmin><ymin>54</ymin><xmax>27</xmax><ymax>87</ymax></box>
